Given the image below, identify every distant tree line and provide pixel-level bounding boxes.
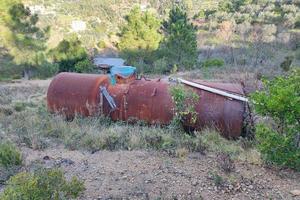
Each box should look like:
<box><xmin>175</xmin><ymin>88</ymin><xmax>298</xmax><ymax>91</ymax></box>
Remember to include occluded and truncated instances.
<box><xmin>0</xmin><ymin>1</ymin><xmax>198</xmax><ymax>78</ymax></box>
<box><xmin>0</xmin><ymin>0</ymin><xmax>299</xmax><ymax>78</ymax></box>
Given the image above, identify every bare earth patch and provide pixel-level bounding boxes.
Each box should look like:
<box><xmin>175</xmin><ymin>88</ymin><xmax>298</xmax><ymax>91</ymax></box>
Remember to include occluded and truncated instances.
<box><xmin>22</xmin><ymin>146</ymin><xmax>300</xmax><ymax>200</ymax></box>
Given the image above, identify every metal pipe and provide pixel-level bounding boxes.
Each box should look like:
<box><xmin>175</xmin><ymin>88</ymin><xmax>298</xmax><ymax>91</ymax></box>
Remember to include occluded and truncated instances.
<box><xmin>177</xmin><ymin>78</ymin><xmax>249</xmax><ymax>102</ymax></box>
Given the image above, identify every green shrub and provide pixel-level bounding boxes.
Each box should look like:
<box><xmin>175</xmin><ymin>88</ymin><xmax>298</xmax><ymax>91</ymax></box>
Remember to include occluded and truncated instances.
<box><xmin>0</xmin><ymin>168</ymin><xmax>85</xmax><ymax>200</ymax></box>
<box><xmin>48</xmin><ymin>37</ymin><xmax>88</xmax><ymax>72</ymax></box>
<box><xmin>0</xmin><ymin>58</ymin><xmax>23</xmax><ymax>81</ymax></box>
<box><xmin>251</xmin><ymin>69</ymin><xmax>300</xmax><ymax>170</ymax></box>
<box><xmin>255</xmin><ymin>124</ymin><xmax>300</xmax><ymax>169</ymax></box>
<box><xmin>13</xmin><ymin>102</ymin><xmax>26</xmax><ymax>112</ymax></box>
<box><xmin>170</xmin><ymin>84</ymin><xmax>199</xmax><ymax>125</ymax></box>
<box><xmin>0</xmin><ymin>142</ymin><xmax>22</xmax><ymax>168</ymax></box>
<box><xmin>74</xmin><ymin>58</ymin><xmax>94</xmax><ymax>73</ymax></box>
<box><xmin>202</xmin><ymin>58</ymin><xmax>224</xmax><ymax>68</ymax></box>
<box><xmin>36</xmin><ymin>62</ymin><xmax>59</xmax><ymax>78</ymax></box>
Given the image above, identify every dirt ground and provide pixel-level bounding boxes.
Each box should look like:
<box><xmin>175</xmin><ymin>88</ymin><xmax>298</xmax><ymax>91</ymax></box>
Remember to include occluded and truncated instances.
<box><xmin>1</xmin><ymin>78</ymin><xmax>300</xmax><ymax>200</ymax></box>
<box><xmin>22</xmin><ymin>146</ymin><xmax>300</xmax><ymax>200</ymax></box>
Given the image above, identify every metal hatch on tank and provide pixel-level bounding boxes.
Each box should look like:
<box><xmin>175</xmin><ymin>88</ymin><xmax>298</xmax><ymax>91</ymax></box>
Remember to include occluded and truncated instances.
<box><xmin>46</xmin><ymin>66</ymin><xmax>250</xmax><ymax>138</ymax></box>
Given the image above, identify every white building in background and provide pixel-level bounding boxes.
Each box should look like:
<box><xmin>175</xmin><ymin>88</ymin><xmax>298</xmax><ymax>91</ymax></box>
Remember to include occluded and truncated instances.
<box><xmin>71</xmin><ymin>20</ymin><xmax>86</xmax><ymax>32</ymax></box>
<box><xmin>28</xmin><ymin>5</ymin><xmax>56</xmax><ymax>15</ymax></box>
<box><xmin>28</xmin><ymin>5</ymin><xmax>46</xmax><ymax>14</ymax></box>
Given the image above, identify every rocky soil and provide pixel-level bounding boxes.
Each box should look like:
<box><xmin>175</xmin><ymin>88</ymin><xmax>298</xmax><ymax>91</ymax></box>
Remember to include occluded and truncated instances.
<box><xmin>21</xmin><ymin>146</ymin><xmax>300</xmax><ymax>200</ymax></box>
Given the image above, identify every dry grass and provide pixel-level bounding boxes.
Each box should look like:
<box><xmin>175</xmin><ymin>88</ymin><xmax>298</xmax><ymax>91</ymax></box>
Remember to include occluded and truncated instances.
<box><xmin>0</xmin><ymin>80</ymin><xmax>261</xmax><ymax>166</ymax></box>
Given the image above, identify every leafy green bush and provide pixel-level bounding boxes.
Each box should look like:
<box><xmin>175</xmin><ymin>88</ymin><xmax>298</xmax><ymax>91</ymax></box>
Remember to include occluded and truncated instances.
<box><xmin>0</xmin><ymin>142</ymin><xmax>22</xmax><ymax>168</ymax></box>
<box><xmin>255</xmin><ymin>124</ymin><xmax>299</xmax><ymax>169</ymax></box>
<box><xmin>36</xmin><ymin>62</ymin><xmax>59</xmax><ymax>78</ymax></box>
<box><xmin>251</xmin><ymin>69</ymin><xmax>300</xmax><ymax>170</ymax></box>
<box><xmin>74</xmin><ymin>58</ymin><xmax>94</xmax><ymax>73</ymax></box>
<box><xmin>0</xmin><ymin>168</ymin><xmax>85</xmax><ymax>200</ymax></box>
<box><xmin>202</xmin><ymin>58</ymin><xmax>224</xmax><ymax>68</ymax></box>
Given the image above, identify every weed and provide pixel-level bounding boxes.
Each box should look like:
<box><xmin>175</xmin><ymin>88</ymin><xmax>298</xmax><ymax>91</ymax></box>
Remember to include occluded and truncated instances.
<box><xmin>216</xmin><ymin>153</ymin><xmax>235</xmax><ymax>173</ymax></box>
<box><xmin>209</xmin><ymin>171</ymin><xmax>224</xmax><ymax>186</ymax></box>
<box><xmin>197</xmin><ymin>129</ymin><xmax>243</xmax><ymax>157</ymax></box>
<box><xmin>13</xmin><ymin>102</ymin><xmax>26</xmax><ymax>112</ymax></box>
<box><xmin>176</xmin><ymin>147</ymin><xmax>189</xmax><ymax>159</ymax></box>
<box><xmin>0</xmin><ymin>142</ymin><xmax>22</xmax><ymax>168</ymax></box>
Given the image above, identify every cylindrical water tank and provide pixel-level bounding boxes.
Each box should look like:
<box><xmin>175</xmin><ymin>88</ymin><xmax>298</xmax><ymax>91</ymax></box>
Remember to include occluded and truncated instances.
<box><xmin>47</xmin><ymin>73</ymin><xmax>246</xmax><ymax>138</ymax></box>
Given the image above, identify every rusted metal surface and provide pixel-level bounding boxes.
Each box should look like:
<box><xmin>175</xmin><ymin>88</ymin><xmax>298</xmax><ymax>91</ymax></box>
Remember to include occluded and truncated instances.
<box><xmin>47</xmin><ymin>73</ymin><xmax>246</xmax><ymax>138</ymax></box>
<box><xmin>187</xmin><ymin>81</ymin><xmax>245</xmax><ymax>138</ymax></box>
<box><xmin>47</xmin><ymin>72</ymin><xmax>109</xmax><ymax>118</ymax></box>
<box><xmin>107</xmin><ymin>78</ymin><xmax>174</xmax><ymax>124</ymax></box>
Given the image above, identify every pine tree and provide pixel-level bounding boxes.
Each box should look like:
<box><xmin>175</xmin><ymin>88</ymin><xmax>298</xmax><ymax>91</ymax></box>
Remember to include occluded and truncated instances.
<box><xmin>118</xmin><ymin>6</ymin><xmax>162</xmax><ymax>65</ymax></box>
<box><xmin>0</xmin><ymin>1</ymin><xmax>49</xmax><ymax>67</ymax></box>
<box><xmin>161</xmin><ymin>6</ymin><xmax>198</xmax><ymax>70</ymax></box>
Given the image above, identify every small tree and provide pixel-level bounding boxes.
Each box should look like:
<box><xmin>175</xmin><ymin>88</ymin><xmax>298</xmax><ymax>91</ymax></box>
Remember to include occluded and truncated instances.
<box><xmin>161</xmin><ymin>6</ymin><xmax>198</xmax><ymax>70</ymax></box>
<box><xmin>118</xmin><ymin>6</ymin><xmax>162</xmax><ymax>66</ymax></box>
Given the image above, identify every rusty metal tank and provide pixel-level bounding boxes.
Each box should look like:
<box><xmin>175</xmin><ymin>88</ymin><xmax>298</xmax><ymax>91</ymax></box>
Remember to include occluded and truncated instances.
<box><xmin>47</xmin><ymin>72</ymin><xmax>110</xmax><ymax>118</ymax></box>
<box><xmin>47</xmin><ymin>72</ymin><xmax>247</xmax><ymax>138</ymax></box>
<box><xmin>186</xmin><ymin>80</ymin><xmax>246</xmax><ymax>138</ymax></box>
